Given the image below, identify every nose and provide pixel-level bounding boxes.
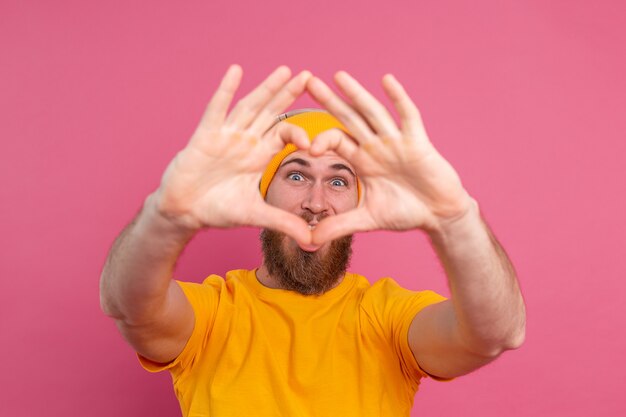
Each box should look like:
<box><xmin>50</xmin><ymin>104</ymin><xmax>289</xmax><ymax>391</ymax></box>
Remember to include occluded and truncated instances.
<box><xmin>301</xmin><ymin>182</ymin><xmax>330</xmax><ymax>216</ymax></box>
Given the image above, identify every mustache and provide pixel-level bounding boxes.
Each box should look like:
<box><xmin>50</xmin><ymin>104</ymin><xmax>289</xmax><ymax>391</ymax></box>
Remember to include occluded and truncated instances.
<box><xmin>299</xmin><ymin>211</ymin><xmax>329</xmax><ymax>224</ymax></box>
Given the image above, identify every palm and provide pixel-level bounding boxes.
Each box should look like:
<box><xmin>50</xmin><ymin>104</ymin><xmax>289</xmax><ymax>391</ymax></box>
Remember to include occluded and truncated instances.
<box><xmin>352</xmin><ymin>141</ymin><xmax>470</xmax><ymax>231</ymax></box>
<box><xmin>305</xmin><ymin>72</ymin><xmax>474</xmax><ymax>244</ymax></box>
<box><xmin>158</xmin><ymin>130</ymin><xmax>272</xmax><ymax>228</ymax></box>
<box><xmin>153</xmin><ymin>65</ymin><xmax>314</xmax><ymax>245</ymax></box>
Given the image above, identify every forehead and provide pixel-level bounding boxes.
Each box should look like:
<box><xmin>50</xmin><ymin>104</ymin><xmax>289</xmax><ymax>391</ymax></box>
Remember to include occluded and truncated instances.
<box><xmin>279</xmin><ymin>150</ymin><xmax>356</xmax><ymax>173</ymax></box>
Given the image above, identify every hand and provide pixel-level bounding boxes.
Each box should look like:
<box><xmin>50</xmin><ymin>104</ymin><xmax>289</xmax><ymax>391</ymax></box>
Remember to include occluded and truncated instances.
<box><xmin>153</xmin><ymin>65</ymin><xmax>313</xmax><ymax>245</ymax></box>
<box><xmin>306</xmin><ymin>71</ymin><xmax>475</xmax><ymax>244</ymax></box>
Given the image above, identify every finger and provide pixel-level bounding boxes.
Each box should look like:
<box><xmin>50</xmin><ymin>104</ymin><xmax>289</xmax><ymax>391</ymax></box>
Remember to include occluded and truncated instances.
<box><xmin>309</xmin><ymin>129</ymin><xmax>359</xmax><ymax>161</ymax></box>
<box><xmin>381</xmin><ymin>74</ymin><xmax>426</xmax><ymax>138</ymax></box>
<box><xmin>334</xmin><ymin>71</ymin><xmax>401</xmax><ymax>139</ymax></box>
<box><xmin>311</xmin><ymin>208</ymin><xmax>374</xmax><ymax>245</ymax></box>
<box><xmin>248</xmin><ymin>70</ymin><xmax>312</xmax><ymax>135</ymax></box>
<box><xmin>198</xmin><ymin>64</ymin><xmax>243</xmax><ymax>130</ymax></box>
<box><xmin>253</xmin><ymin>204</ymin><xmax>312</xmax><ymax>245</ymax></box>
<box><xmin>224</xmin><ymin>66</ymin><xmax>292</xmax><ymax>129</ymax></box>
<box><xmin>306</xmin><ymin>76</ymin><xmax>378</xmax><ymax>145</ymax></box>
<box><xmin>262</xmin><ymin>123</ymin><xmax>311</xmax><ymax>155</ymax></box>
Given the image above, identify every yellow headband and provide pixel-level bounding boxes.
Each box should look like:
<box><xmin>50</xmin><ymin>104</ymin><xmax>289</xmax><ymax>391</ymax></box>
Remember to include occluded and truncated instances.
<box><xmin>259</xmin><ymin>109</ymin><xmax>361</xmax><ymax>199</ymax></box>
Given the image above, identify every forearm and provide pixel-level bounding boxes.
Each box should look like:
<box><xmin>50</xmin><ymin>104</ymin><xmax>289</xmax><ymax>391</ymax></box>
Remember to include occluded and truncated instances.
<box><xmin>99</xmin><ymin>192</ymin><xmax>197</xmax><ymax>324</ymax></box>
<box><xmin>428</xmin><ymin>199</ymin><xmax>526</xmax><ymax>356</ymax></box>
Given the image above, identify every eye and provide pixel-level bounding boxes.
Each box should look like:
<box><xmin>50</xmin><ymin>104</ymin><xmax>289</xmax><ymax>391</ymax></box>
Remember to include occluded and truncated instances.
<box><xmin>288</xmin><ymin>172</ymin><xmax>304</xmax><ymax>181</ymax></box>
<box><xmin>330</xmin><ymin>178</ymin><xmax>347</xmax><ymax>187</ymax></box>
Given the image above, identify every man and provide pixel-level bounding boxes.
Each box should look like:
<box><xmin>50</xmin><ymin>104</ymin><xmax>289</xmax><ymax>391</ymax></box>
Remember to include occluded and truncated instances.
<box><xmin>100</xmin><ymin>65</ymin><xmax>526</xmax><ymax>416</ymax></box>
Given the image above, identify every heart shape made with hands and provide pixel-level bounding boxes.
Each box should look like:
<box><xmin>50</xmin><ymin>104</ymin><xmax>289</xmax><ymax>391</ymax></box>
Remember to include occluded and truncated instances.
<box><xmin>261</xmin><ymin>137</ymin><xmax>364</xmax><ymax>252</ymax></box>
<box><xmin>300</xmin><ymin>72</ymin><xmax>473</xmax><ymax>246</ymax></box>
<box><xmin>263</xmin><ymin>117</ymin><xmax>473</xmax><ymax>250</ymax></box>
<box><xmin>199</xmin><ymin>66</ymin><xmax>471</xmax><ymax>250</ymax></box>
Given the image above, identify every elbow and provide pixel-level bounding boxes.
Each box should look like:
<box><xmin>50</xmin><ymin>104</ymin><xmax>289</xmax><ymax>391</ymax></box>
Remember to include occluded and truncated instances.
<box><xmin>466</xmin><ymin>320</ymin><xmax>526</xmax><ymax>359</ymax></box>
<box><xmin>504</xmin><ymin>305</ymin><xmax>527</xmax><ymax>351</ymax></box>
<box><xmin>491</xmin><ymin>315</ymin><xmax>527</xmax><ymax>356</ymax></box>
<box><xmin>99</xmin><ymin>273</ymin><xmax>124</xmax><ymax>320</ymax></box>
<box><xmin>99</xmin><ymin>289</ymin><xmax>121</xmax><ymax>320</ymax></box>
<box><xmin>473</xmin><ymin>333</ymin><xmax>526</xmax><ymax>360</ymax></box>
<box><xmin>494</xmin><ymin>301</ymin><xmax>527</xmax><ymax>353</ymax></box>
<box><xmin>502</xmin><ymin>325</ymin><xmax>525</xmax><ymax>351</ymax></box>
<box><xmin>493</xmin><ymin>319</ymin><xmax>527</xmax><ymax>355</ymax></box>
<box><xmin>99</xmin><ymin>292</ymin><xmax>117</xmax><ymax>319</ymax></box>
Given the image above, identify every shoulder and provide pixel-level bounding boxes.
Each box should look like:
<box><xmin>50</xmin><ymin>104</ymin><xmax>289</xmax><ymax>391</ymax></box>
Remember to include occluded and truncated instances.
<box><xmin>176</xmin><ymin>269</ymin><xmax>249</xmax><ymax>291</ymax></box>
<box><xmin>358</xmin><ymin>276</ymin><xmax>446</xmax><ymax>325</ymax></box>
<box><xmin>362</xmin><ymin>276</ymin><xmax>443</xmax><ymax>303</ymax></box>
<box><xmin>175</xmin><ymin>269</ymin><xmax>254</xmax><ymax>308</ymax></box>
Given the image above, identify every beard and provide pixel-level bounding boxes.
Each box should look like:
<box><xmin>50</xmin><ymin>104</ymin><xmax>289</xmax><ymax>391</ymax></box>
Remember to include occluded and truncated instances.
<box><xmin>260</xmin><ymin>218</ymin><xmax>353</xmax><ymax>296</ymax></box>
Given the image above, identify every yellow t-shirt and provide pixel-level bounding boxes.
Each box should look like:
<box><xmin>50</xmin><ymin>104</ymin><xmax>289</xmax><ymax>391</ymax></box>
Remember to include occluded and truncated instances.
<box><xmin>139</xmin><ymin>269</ymin><xmax>447</xmax><ymax>417</ymax></box>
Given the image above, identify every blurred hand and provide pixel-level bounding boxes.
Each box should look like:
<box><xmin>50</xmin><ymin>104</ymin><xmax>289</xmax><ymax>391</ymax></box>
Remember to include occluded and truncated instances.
<box><xmin>153</xmin><ymin>65</ymin><xmax>314</xmax><ymax>245</ymax></box>
<box><xmin>306</xmin><ymin>71</ymin><xmax>475</xmax><ymax>244</ymax></box>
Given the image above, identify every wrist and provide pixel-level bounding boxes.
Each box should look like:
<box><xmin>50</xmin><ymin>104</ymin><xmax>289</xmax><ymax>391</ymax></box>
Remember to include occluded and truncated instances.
<box><xmin>141</xmin><ymin>192</ymin><xmax>201</xmax><ymax>241</ymax></box>
<box><xmin>426</xmin><ymin>197</ymin><xmax>482</xmax><ymax>243</ymax></box>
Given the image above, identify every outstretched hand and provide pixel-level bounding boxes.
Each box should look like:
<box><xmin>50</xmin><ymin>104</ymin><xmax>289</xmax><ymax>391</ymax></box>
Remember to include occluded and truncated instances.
<box><xmin>153</xmin><ymin>66</ymin><xmax>474</xmax><ymax>248</ymax></box>
<box><xmin>153</xmin><ymin>65</ymin><xmax>314</xmax><ymax>245</ymax></box>
<box><xmin>306</xmin><ymin>72</ymin><xmax>475</xmax><ymax>245</ymax></box>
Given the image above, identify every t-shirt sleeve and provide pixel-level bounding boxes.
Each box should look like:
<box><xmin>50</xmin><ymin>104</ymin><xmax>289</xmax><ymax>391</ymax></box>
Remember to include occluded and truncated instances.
<box><xmin>362</xmin><ymin>278</ymin><xmax>447</xmax><ymax>385</ymax></box>
<box><xmin>137</xmin><ymin>276</ymin><xmax>222</xmax><ymax>376</ymax></box>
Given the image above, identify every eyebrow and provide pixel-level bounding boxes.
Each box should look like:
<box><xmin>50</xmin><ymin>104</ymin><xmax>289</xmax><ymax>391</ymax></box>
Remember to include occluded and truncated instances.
<box><xmin>280</xmin><ymin>158</ymin><xmax>356</xmax><ymax>178</ymax></box>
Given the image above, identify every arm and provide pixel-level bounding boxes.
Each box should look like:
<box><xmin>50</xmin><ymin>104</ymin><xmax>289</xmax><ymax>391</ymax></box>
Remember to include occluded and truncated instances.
<box><xmin>408</xmin><ymin>201</ymin><xmax>525</xmax><ymax>378</ymax></box>
<box><xmin>99</xmin><ymin>194</ymin><xmax>196</xmax><ymax>363</ymax></box>
<box><xmin>305</xmin><ymin>72</ymin><xmax>526</xmax><ymax>378</ymax></box>
<box><xmin>99</xmin><ymin>65</ymin><xmax>313</xmax><ymax>364</ymax></box>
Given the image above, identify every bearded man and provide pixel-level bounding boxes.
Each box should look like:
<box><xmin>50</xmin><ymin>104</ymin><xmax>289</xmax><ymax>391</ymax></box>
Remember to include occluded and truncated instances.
<box><xmin>99</xmin><ymin>65</ymin><xmax>526</xmax><ymax>417</ymax></box>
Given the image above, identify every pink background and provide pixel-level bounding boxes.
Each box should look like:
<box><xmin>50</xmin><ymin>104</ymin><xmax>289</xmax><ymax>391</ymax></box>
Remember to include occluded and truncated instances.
<box><xmin>1</xmin><ymin>0</ymin><xmax>625</xmax><ymax>415</ymax></box>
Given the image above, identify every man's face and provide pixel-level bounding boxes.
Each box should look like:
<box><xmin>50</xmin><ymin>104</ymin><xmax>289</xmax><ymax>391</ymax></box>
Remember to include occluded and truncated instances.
<box><xmin>261</xmin><ymin>149</ymin><xmax>359</xmax><ymax>295</ymax></box>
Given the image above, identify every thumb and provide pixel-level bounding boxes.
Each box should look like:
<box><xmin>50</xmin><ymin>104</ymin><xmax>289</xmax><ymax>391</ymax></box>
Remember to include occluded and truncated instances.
<box><xmin>252</xmin><ymin>203</ymin><xmax>312</xmax><ymax>246</ymax></box>
<box><xmin>311</xmin><ymin>208</ymin><xmax>374</xmax><ymax>245</ymax></box>
<box><xmin>262</xmin><ymin>123</ymin><xmax>311</xmax><ymax>155</ymax></box>
<box><xmin>309</xmin><ymin>128</ymin><xmax>359</xmax><ymax>159</ymax></box>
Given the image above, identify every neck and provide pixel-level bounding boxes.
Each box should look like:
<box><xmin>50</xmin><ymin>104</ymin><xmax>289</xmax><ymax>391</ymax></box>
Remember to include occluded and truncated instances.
<box><xmin>256</xmin><ymin>264</ymin><xmax>280</xmax><ymax>289</ymax></box>
<box><xmin>255</xmin><ymin>263</ymin><xmax>345</xmax><ymax>292</ymax></box>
